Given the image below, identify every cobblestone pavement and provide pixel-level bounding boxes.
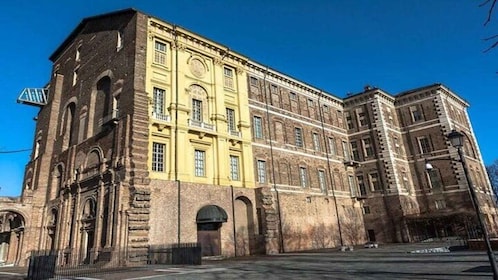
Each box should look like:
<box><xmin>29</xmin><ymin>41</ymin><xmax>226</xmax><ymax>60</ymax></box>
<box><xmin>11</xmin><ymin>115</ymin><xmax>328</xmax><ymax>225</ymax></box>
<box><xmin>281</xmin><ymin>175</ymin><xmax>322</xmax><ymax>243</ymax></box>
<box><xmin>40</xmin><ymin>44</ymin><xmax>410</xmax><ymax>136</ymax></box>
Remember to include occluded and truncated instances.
<box><xmin>1</xmin><ymin>243</ymin><xmax>495</xmax><ymax>280</ymax></box>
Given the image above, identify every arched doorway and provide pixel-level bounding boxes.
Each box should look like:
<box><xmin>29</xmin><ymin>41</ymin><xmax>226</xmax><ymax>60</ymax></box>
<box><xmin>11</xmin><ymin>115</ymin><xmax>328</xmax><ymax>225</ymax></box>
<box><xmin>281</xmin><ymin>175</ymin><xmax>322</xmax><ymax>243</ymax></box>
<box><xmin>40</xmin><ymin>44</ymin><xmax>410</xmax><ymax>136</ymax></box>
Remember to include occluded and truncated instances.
<box><xmin>234</xmin><ymin>196</ymin><xmax>255</xmax><ymax>256</ymax></box>
<box><xmin>196</xmin><ymin>205</ymin><xmax>227</xmax><ymax>256</ymax></box>
<box><xmin>0</xmin><ymin>211</ymin><xmax>25</xmax><ymax>265</ymax></box>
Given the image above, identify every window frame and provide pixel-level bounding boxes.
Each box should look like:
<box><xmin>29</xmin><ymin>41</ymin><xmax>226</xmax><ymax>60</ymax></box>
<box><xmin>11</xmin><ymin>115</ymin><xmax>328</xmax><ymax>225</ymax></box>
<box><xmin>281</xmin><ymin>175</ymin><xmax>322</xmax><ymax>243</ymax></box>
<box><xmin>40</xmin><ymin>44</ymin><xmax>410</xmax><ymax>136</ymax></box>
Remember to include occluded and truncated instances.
<box><xmin>299</xmin><ymin>167</ymin><xmax>307</xmax><ymax>188</ymax></box>
<box><xmin>224</xmin><ymin>66</ymin><xmax>235</xmax><ymax>89</ymax></box>
<box><xmin>253</xmin><ymin>116</ymin><xmax>263</xmax><ymax>139</ymax></box>
<box><xmin>257</xmin><ymin>160</ymin><xmax>266</xmax><ymax>183</ymax></box>
<box><xmin>152</xmin><ymin>142</ymin><xmax>166</xmax><ymax>172</ymax></box>
<box><xmin>295</xmin><ymin>127</ymin><xmax>304</xmax><ymax>148</ymax></box>
<box><xmin>194</xmin><ymin>149</ymin><xmax>206</xmax><ymax>177</ymax></box>
<box><xmin>230</xmin><ymin>155</ymin><xmax>240</xmax><ymax>181</ymax></box>
<box><xmin>192</xmin><ymin>99</ymin><xmax>203</xmax><ymax>122</ymax></box>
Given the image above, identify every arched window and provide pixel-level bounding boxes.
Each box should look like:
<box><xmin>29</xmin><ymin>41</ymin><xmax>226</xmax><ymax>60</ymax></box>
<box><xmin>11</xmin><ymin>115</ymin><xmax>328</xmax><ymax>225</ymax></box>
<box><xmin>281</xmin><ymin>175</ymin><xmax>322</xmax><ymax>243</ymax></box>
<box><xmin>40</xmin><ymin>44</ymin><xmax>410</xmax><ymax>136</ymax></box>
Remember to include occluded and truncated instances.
<box><xmin>49</xmin><ymin>165</ymin><xmax>64</xmax><ymax>200</ymax></box>
<box><xmin>189</xmin><ymin>84</ymin><xmax>208</xmax><ymax>124</ymax></box>
<box><xmin>62</xmin><ymin>103</ymin><xmax>76</xmax><ymax>150</ymax></box>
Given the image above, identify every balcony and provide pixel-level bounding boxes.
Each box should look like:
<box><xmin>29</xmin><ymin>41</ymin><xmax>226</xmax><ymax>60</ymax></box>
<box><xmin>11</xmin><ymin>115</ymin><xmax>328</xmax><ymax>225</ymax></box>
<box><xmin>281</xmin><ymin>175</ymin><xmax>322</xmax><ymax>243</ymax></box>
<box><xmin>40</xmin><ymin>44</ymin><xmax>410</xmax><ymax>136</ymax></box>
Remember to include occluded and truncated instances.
<box><xmin>228</xmin><ymin>129</ymin><xmax>241</xmax><ymax>137</ymax></box>
<box><xmin>152</xmin><ymin>112</ymin><xmax>171</xmax><ymax>122</ymax></box>
<box><xmin>17</xmin><ymin>88</ymin><xmax>48</xmax><ymax>107</ymax></box>
<box><xmin>188</xmin><ymin>119</ymin><xmax>215</xmax><ymax>131</ymax></box>
<box><xmin>98</xmin><ymin>109</ymin><xmax>119</xmax><ymax>126</ymax></box>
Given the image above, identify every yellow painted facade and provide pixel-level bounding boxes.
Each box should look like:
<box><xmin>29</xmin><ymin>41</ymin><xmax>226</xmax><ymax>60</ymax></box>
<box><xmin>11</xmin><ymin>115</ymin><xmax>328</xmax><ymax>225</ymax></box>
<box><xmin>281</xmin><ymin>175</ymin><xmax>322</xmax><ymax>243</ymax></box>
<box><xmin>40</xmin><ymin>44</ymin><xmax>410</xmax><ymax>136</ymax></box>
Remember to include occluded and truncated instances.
<box><xmin>145</xmin><ymin>19</ymin><xmax>255</xmax><ymax>189</ymax></box>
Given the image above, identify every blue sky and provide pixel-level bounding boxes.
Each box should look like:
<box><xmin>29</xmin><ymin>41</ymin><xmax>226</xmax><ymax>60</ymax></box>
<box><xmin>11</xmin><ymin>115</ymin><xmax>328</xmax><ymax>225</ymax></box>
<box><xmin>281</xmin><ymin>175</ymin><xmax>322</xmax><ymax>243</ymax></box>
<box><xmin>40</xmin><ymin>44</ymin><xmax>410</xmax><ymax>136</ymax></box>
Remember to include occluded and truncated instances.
<box><xmin>1</xmin><ymin>0</ymin><xmax>497</xmax><ymax>196</ymax></box>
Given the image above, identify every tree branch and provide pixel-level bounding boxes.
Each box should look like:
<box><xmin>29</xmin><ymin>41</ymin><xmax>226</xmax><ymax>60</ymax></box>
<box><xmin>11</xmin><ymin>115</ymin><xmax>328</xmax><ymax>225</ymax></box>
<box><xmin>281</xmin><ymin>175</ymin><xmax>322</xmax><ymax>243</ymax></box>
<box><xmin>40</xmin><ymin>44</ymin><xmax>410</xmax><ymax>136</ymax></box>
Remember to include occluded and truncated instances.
<box><xmin>481</xmin><ymin>0</ymin><xmax>497</xmax><ymax>26</ymax></box>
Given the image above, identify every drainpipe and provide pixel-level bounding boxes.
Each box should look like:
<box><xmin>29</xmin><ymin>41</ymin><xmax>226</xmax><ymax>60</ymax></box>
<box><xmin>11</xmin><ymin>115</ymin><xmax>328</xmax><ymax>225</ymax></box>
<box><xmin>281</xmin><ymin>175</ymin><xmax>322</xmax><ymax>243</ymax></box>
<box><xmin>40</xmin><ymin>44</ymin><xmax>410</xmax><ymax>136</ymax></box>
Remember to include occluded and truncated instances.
<box><xmin>317</xmin><ymin>92</ymin><xmax>343</xmax><ymax>247</ymax></box>
<box><xmin>173</xmin><ymin>25</ymin><xmax>181</xmax><ymax>245</ymax></box>
<box><xmin>262</xmin><ymin>67</ymin><xmax>285</xmax><ymax>253</ymax></box>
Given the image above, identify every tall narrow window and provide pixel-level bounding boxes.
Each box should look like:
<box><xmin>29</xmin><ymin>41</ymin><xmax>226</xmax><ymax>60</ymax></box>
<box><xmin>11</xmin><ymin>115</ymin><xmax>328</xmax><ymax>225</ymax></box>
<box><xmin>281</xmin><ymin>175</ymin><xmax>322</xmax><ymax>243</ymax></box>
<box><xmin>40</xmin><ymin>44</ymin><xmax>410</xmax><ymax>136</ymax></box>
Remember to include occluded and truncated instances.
<box><xmin>194</xmin><ymin>150</ymin><xmax>205</xmax><ymax>177</ymax></box>
<box><xmin>257</xmin><ymin>160</ymin><xmax>266</xmax><ymax>183</ymax></box>
<box><xmin>253</xmin><ymin>116</ymin><xmax>263</xmax><ymax>139</ymax></box>
<box><xmin>369</xmin><ymin>172</ymin><xmax>381</xmax><ymax>191</ymax></box>
<box><xmin>289</xmin><ymin>92</ymin><xmax>297</xmax><ymax>100</ymax></box>
<box><xmin>224</xmin><ymin>67</ymin><xmax>234</xmax><ymax>89</ymax></box>
<box><xmin>401</xmin><ymin>171</ymin><xmax>410</xmax><ymax>191</ymax></box>
<box><xmin>418</xmin><ymin>136</ymin><xmax>432</xmax><ymax>154</ymax></box>
<box><xmin>117</xmin><ymin>30</ymin><xmax>123</xmax><ymax>50</ymax></box>
<box><xmin>328</xmin><ymin>137</ymin><xmax>336</xmax><ymax>155</ymax></box>
<box><xmin>345</xmin><ymin>112</ymin><xmax>354</xmax><ymax>129</ymax></box>
<box><xmin>154</xmin><ymin>41</ymin><xmax>167</xmax><ymax>65</ymax></box>
<box><xmin>152</xmin><ymin>142</ymin><xmax>165</xmax><ymax>172</ymax></box>
<box><xmin>342</xmin><ymin>141</ymin><xmax>350</xmax><ymax>160</ymax></box>
<box><xmin>230</xmin><ymin>155</ymin><xmax>240</xmax><ymax>181</ymax></box>
<box><xmin>153</xmin><ymin>87</ymin><xmax>165</xmax><ymax>117</ymax></box>
<box><xmin>295</xmin><ymin>127</ymin><xmax>303</xmax><ymax>147</ymax></box>
<box><xmin>428</xmin><ymin>168</ymin><xmax>442</xmax><ymax>189</ymax></box>
<box><xmin>351</xmin><ymin>141</ymin><xmax>360</xmax><ymax>161</ymax></box>
<box><xmin>73</xmin><ymin>67</ymin><xmax>79</xmax><ymax>86</ymax></box>
<box><xmin>75</xmin><ymin>45</ymin><xmax>81</xmax><ymax>61</ymax></box>
<box><xmin>357</xmin><ymin>175</ymin><xmax>367</xmax><ymax>196</ymax></box>
<box><xmin>299</xmin><ymin>167</ymin><xmax>307</xmax><ymax>188</ymax></box>
<box><xmin>318</xmin><ymin>170</ymin><xmax>326</xmax><ymax>192</ymax></box>
<box><xmin>410</xmin><ymin>105</ymin><xmax>423</xmax><ymax>122</ymax></box>
<box><xmin>250</xmin><ymin>77</ymin><xmax>258</xmax><ymax>86</ymax></box>
<box><xmin>226</xmin><ymin>108</ymin><xmax>236</xmax><ymax>132</ymax></box>
<box><xmin>357</xmin><ymin>108</ymin><xmax>368</xmax><ymax>127</ymax></box>
<box><xmin>348</xmin><ymin>175</ymin><xmax>356</xmax><ymax>196</ymax></box>
<box><xmin>312</xmin><ymin>133</ymin><xmax>321</xmax><ymax>151</ymax></box>
<box><xmin>192</xmin><ymin>99</ymin><xmax>203</xmax><ymax>122</ymax></box>
<box><xmin>363</xmin><ymin>137</ymin><xmax>374</xmax><ymax>158</ymax></box>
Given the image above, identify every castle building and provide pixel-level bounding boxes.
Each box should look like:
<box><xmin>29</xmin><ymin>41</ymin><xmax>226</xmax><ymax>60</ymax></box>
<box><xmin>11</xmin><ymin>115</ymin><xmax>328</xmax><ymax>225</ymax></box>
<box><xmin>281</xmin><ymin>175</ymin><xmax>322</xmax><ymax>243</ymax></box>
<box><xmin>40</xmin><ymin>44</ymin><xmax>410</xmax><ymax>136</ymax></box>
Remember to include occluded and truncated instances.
<box><xmin>1</xmin><ymin>8</ymin><xmax>496</xmax><ymax>266</ymax></box>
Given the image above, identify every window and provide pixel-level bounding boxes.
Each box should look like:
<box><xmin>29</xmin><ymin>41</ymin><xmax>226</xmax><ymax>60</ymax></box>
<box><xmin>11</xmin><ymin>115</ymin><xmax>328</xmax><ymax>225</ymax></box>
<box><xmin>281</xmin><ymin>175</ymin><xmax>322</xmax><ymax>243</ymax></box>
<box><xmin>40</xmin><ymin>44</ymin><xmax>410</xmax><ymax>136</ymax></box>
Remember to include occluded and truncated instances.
<box><xmin>328</xmin><ymin>137</ymin><xmax>336</xmax><ymax>155</ymax></box>
<box><xmin>76</xmin><ymin>45</ymin><xmax>81</xmax><ymax>61</ymax></box>
<box><xmin>230</xmin><ymin>155</ymin><xmax>240</xmax><ymax>181</ymax></box>
<box><xmin>357</xmin><ymin>108</ymin><xmax>368</xmax><ymax>126</ymax></box>
<box><xmin>154</xmin><ymin>41</ymin><xmax>167</xmax><ymax>65</ymax></box>
<box><xmin>348</xmin><ymin>175</ymin><xmax>356</xmax><ymax>197</ymax></box>
<box><xmin>418</xmin><ymin>136</ymin><xmax>432</xmax><ymax>154</ymax></box>
<box><xmin>295</xmin><ymin>127</ymin><xmax>303</xmax><ymax>147</ymax></box>
<box><xmin>257</xmin><ymin>160</ymin><xmax>266</xmax><ymax>183</ymax></box>
<box><xmin>224</xmin><ymin>67</ymin><xmax>234</xmax><ymax>89</ymax></box>
<box><xmin>369</xmin><ymin>172</ymin><xmax>381</xmax><ymax>191</ymax></box>
<box><xmin>363</xmin><ymin>206</ymin><xmax>371</xmax><ymax>214</ymax></box>
<box><xmin>192</xmin><ymin>99</ymin><xmax>203</xmax><ymax>122</ymax></box>
<box><xmin>323</xmin><ymin>105</ymin><xmax>329</xmax><ymax>113</ymax></box>
<box><xmin>152</xmin><ymin>142</ymin><xmax>165</xmax><ymax>172</ymax></box>
<box><xmin>435</xmin><ymin>199</ymin><xmax>446</xmax><ymax>210</ymax></box>
<box><xmin>344</xmin><ymin>112</ymin><xmax>354</xmax><ymax>130</ymax></box>
<box><xmin>253</xmin><ymin>116</ymin><xmax>263</xmax><ymax>139</ymax></box>
<box><xmin>312</xmin><ymin>133</ymin><xmax>321</xmax><ymax>151</ymax></box>
<box><xmin>342</xmin><ymin>141</ymin><xmax>351</xmax><ymax>160</ymax></box>
<box><xmin>153</xmin><ymin>87</ymin><xmax>166</xmax><ymax>116</ymax></box>
<box><xmin>307</xmin><ymin>99</ymin><xmax>314</xmax><ymax>107</ymax></box>
<box><xmin>226</xmin><ymin>108</ymin><xmax>236</xmax><ymax>132</ymax></box>
<box><xmin>250</xmin><ymin>77</ymin><xmax>258</xmax><ymax>86</ymax></box>
<box><xmin>117</xmin><ymin>30</ymin><xmax>123</xmax><ymax>50</ymax></box>
<box><xmin>73</xmin><ymin>67</ymin><xmax>79</xmax><ymax>86</ymax></box>
<box><xmin>194</xmin><ymin>150</ymin><xmax>205</xmax><ymax>177</ymax></box>
<box><xmin>428</xmin><ymin>168</ymin><xmax>442</xmax><ymax>189</ymax></box>
<box><xmin>270</xmin><ymin>84</ymin><xmax>277</xmax><ymax>93</ymax></box>
<box><xmin>410</xmin><ymin>105</ymin><xmax>423</xmax><ymax>122</ymax></box>
<box><xmin>290</xmin><ymin>92</ymin><xmax>297</xmax><ymax>100</ymax></box>
<box><xmin>357</xmin><ymin>175</ymin><xmax>367</xmax><ymax>196</ymax></box>
<box><xmin>299</xmin><ymin>167</ymin><xmax>307</xmax><ymax>188</ymax></box>
<box><xmin>351</xmin><ymin>141</ymin><xmax>360</xmax><ymax>161</ymax></box>
<box><xmin>318</xmin><ymin>170</ymin><xmax>326</xmax><ymax>192</ymax></box>
<box><xmin>363</xmin><ymin>138</ymin><xmax>374</xmax><ymax>158</ymax></box>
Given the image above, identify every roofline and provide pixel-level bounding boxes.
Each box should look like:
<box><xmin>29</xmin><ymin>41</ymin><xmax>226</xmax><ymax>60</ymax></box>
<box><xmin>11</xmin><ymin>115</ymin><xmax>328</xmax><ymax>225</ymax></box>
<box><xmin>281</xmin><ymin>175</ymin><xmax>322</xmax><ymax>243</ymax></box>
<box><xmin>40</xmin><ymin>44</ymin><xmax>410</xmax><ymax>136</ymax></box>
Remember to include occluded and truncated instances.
<box><xmin>49</xmin><ymin>8</ymin><xmax>138</xmax><ymax>62</ymax></box>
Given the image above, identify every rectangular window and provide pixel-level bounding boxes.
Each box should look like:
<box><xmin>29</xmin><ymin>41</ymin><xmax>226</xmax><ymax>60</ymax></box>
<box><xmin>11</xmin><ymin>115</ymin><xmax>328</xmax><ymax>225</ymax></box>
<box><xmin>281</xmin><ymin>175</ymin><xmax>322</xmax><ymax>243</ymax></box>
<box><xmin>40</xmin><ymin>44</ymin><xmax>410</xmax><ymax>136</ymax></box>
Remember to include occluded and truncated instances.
<box><xmin>357</xmin><ymin>175</ymin><xmax>367</xmax><ymax>196</ymax></box>
<box><xmin>348</xmin><ymin>175</ymin><xmax>356</xmax><ymax>197</ymax></box>
<box><xmin>299</xmin><ymin>167</ymin><xmax>307</xmax><ymax>188</ymax></box>
<box><xmin>318</xmin><ymin>170</ymin><xmax>326</xmax><ymax>192</ymax></box>
<box><xmin>152</xmin><ymin>142</ymin><xmax>165</xmax><ymax>172</ymax></box>
<box><xmin>357</xmin><ymin>108</ymin><xmax>368</xmax><ymax>126</ymax></box>
<box><xmin>290</xmin><ymin>92</ymin><xmax>297</xmax><ymax>100</ymax></box>
<box><xmin>73</xmin><ymin>68</ymin><xmax>79</xmax><ymax>86</ymax></box>
<box><xmin>253</xmin><ymin>116</ymin><xmax>263</xmax><ymax>139</ymax></box>
<box><xmin>363</xmin><ymin>206</ymin><xmax>371</xmax><ymax>214</ymax></box>
<box><xmin>363</xmin><ymin>137</ymin><xmax>374</xmax><ymax>158</ymax></box>
<box><xmin>323</xmin><ymin>105</ymin><xmax>329</xmax><ymax>113</ymax></box>
<box><xmin>194</xmin><ymin>150</ymin><xmax>205</xmax><ymax>177</ymax></box>
<box><xmin>154</xmin><ymin>41</ymin><xmax>167</xmax><ymax>65</ymax></box>
<box><xmin>250</xmin><ymin>77</ymin><xmax>258</xmax><ymax>86</ymax></box>
<box><xmin>410</xmin><ymin>105</ymin><xmax>423</xmax><ymax>122</ymax></box>
<box><xmin>428</xmin><ymin>169</ymin><xmax>442</xmax><ymax>189</ymax></box>
<box><xmin>295</xmin><ymin>127</ymin><xmax>303</xmax><ymax>147</ymax></box>
<box><xmin>307</xmin><ymin>99</ymin><xmax>314</xmax><ymax>107</ymax></box>
<box><xmin>117</xmin><ymin>30</ymin><xmax>123</xmax><ymax>50</ymax></box>
<box><xmin>312</xmin><ymin>133</ymin><xmax>321</xmax><ymax>151</ymax></box>
<box><xmin>418</xmin><ymin>136</ymin><xmax>432</xmax><ymax>154</ymax></box>
<box><xmin>257</xmin><ymin>160</ymin><xmax>266</xmax><ymax>183</ymax></box>
<box><xmin>230</xmin><ymin>155</ymin><xmax>240</xmax><ymax>181</ymax></box>
<box><xmin>76</xmin><ymin>46</ymin><xmax>81</xmax><ymax>61</ymax></box>
<box><xmin>270</xmin><ymin>84</ymin><xmax>277</xmax><ymax>93</ymax></box>
<box><xmin>328</xmin><ymin>137</ymin><xmax>336</xmax><ymax>155</ymax></box>
<box><xmin>402</xmin><ymin>172</ymin><xmax>410</xmax><ymax>191</ymax></box>
<box><xmin>345</xmin><ymin>112</ymin><xmax>354</xmax><ymax>129</ymax></box>
<box><xmin>153</xmin><ymin>87</ymin><xmax>165</xmax><ymax>115</ymax></box>
<box><xmin>192</xmin><ymin>99</ymin><xmax>203</xmax><ymax>122</ymax></box>
<box><xmin>435</xmin><ymin>199</ymin><xmax>446</xmax><ymax>210</ymax></box>
<box><xmin>226</xmin><ymin>108</ymin><xmax>236</xmax><ymax>132</ymax></box>
<box><xmin>342</xmin><ymin>141</ymin><xmax>351</xmax><ymax>160</ymax></box>
<box><xmin>369</xmin><ymin>172</ymin><xmax>381</xmax><ymax>191</ymax></box>
<box><xmin>351</xmin><ymin>141</ymin><xmax>360</xmax><ymax>161</ymax></box>
<box><xmin>224</xmin><ymin>67</ymin><xmax>234</xmax><ymax>89</ymax></box>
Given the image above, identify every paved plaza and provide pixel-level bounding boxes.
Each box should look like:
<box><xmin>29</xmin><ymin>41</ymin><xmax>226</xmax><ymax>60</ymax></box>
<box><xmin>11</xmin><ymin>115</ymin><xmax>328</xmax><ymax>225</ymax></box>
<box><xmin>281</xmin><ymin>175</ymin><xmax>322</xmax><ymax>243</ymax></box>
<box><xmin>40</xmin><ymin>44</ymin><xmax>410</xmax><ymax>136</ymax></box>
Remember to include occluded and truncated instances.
<box><xmin>0</xmin><ymin>242</ymin><xmax>495</xmax><ymax>279</ymax></box>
